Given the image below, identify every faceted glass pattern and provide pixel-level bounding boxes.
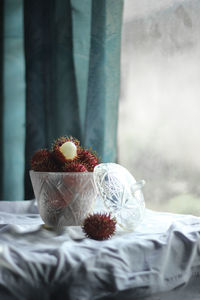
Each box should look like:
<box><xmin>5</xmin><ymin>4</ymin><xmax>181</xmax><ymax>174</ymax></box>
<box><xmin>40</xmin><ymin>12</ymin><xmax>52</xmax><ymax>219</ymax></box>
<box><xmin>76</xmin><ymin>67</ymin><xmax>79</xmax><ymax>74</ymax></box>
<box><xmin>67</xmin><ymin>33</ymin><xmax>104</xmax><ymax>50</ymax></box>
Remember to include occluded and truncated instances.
<box><xmin>94</xmin><ymin>163</ymin><xmax>145</xmax><ymax>231</ymax></box>
<box><xmin>30</xmin><ymin>171</ymin><xmax>97</xmax><ymax>227</ymax></box>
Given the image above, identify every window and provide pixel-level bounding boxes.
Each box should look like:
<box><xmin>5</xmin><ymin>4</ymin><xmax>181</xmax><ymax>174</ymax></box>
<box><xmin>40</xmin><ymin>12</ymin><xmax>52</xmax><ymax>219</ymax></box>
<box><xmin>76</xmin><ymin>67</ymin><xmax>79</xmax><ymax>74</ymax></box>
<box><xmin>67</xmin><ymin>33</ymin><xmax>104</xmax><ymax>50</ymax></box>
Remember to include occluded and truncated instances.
<box><xmin>118</xmin><ymin>0</ymin><xmax>200</xmax><ymax>215</ymax></box>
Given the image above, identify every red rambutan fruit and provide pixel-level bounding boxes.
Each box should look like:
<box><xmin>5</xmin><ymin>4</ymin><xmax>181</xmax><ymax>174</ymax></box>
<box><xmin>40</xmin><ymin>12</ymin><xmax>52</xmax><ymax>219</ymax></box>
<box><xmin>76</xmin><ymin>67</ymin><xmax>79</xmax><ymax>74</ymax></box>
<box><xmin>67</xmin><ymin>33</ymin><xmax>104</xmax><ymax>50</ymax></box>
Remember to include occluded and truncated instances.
<box><xmin>52</xmin><ymin>136</ymin><xmax>80</xmax><ymax>165</ymax></box>
<box><xmin>31</xmin><ymin>149</ymin><xmax>61</xmax><ymax>172</ymax></box>
<box><xmin>31</xmin><ymin>149</ymin><xmax>48</xmax><ymax>166</ymax></box>
<box><xmin>78</xmin><ymin>148</ymin><xmax>100</xmax><ymax>172</ymax></box>
<box><xmin>62</xmin><ymin>162</ymin><xmax>88</xmax><ymax>172</ymax></box>
<box><xmin>82</xmin><ymin>213</ymin><xmax>116</xmax><ymax>240</ymax></box>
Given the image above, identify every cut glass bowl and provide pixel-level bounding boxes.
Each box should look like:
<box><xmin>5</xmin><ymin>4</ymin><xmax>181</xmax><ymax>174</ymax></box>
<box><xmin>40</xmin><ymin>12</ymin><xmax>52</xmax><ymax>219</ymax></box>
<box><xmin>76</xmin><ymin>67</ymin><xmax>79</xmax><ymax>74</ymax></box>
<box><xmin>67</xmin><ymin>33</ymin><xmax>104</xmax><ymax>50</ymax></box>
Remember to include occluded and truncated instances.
<box><xmin>30</xmin><ymin>170</ymin><xmax>97</xmax><ymax>228</ymax></box>
<box><xmin>94</xmin><ymin>163</ymin><xmax>145</xmax><ymax>231</ymax></box>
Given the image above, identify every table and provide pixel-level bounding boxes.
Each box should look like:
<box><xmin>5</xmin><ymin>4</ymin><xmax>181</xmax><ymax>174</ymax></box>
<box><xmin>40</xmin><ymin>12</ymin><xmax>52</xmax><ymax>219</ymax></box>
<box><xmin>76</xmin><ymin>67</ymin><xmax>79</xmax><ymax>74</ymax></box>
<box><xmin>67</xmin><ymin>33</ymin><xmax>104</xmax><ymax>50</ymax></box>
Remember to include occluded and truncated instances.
<box><xmin>0</xmin><ymin>200</ymin><xmax>200</xmax><ymax>300</ymax></box>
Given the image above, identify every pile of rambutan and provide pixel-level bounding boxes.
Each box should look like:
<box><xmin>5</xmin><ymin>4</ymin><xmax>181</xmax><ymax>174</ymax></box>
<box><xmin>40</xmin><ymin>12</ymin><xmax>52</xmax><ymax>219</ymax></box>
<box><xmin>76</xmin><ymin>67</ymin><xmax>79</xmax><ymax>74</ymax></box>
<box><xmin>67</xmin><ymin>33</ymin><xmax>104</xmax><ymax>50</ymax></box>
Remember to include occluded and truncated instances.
<box><xmin>31</xmin><ymin>136</ymin><xmax>100</xmax><ymax>172</ymax></box>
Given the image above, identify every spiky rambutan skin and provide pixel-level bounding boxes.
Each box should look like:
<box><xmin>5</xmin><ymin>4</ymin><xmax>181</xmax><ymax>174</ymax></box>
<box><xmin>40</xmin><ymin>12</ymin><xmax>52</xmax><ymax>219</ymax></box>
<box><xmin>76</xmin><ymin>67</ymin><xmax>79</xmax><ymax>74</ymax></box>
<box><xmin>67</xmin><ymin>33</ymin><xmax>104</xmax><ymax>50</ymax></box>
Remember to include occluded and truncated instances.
<box><xmin>78</xmin><ymin>148</ymin><xmax>100</xmax><ymax>172</ymax></box>
<box><xmin>31</xmin><ymin>149</ymin><xmax>48</xmax><ymax>164</ymax></box>
<box><xmin>52</xmin><ymin>136</ymin><xmax>80</xmax><ymax>165</ymax></box>
<box><xmin>31</xmin><ymin>149</ymin><xmax>49</xmax><ymax>170</ymax></box>
<box><xmin>62</xmin><ymin>162</ymin><xmax>88</xmax><ymax>172</ymax></box>
<box><xmin>31</xmin><ymin>150</ymin><xmax>61</xmax><ymax>172</ymax></box>
<box><xmin>82</xmin><ymin>213</ymin><xmax>116</xmax><ymax>240</ymax></box>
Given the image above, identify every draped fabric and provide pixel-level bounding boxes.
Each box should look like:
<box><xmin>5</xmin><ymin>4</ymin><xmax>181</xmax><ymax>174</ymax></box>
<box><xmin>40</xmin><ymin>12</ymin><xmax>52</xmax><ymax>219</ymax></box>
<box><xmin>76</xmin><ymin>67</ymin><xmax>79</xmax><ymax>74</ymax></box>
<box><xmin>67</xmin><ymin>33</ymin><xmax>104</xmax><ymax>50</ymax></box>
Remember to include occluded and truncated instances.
<box><xmin>0</xmin><ymin>0</ymin><xmax>124</xmax><ymax>200</ymax></box>
<box><xmin>0</xmin><ymin>202</ymin><xmax>200</xmax><ymax>299</ymax></box>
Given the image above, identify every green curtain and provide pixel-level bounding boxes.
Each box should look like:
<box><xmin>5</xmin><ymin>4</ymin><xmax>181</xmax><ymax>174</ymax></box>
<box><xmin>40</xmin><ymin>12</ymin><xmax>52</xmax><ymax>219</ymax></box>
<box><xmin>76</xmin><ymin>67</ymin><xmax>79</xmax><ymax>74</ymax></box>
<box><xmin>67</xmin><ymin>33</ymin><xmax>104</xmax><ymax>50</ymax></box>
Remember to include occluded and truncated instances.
<box><xmin>0</xmin><ymin>0</ymin><xmax>124</xmax><ymax>200</ymax></box>
<box><xmin>0</xmin><ymin>0</ymin><xmax>25</xmax><ymax>200</ymax></box>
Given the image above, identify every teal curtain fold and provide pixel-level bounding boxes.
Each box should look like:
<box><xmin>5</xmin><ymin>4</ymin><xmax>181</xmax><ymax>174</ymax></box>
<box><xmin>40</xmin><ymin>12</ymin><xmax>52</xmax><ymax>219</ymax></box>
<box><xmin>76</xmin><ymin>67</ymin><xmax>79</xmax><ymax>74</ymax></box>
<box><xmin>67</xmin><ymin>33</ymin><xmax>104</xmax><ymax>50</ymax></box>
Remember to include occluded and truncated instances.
<box><xmin>0</xmin><ymin>0</ymin><xmax>123</xmax><ymax>200</ymax></box>
<box><xmin>84</xmin><ymin>0</ymin><xmax>123</xmax><ymax>162</ymax></box>
<box><xmin>1</xmin><ymin>0</ymin><xmax>25</xmax><ymax>201</ymax></box>
<box><xmin>0</xmin><ymin>0</ymin><xmax>4</xmax><ymax>200</ymax></box>
<box><xmin>24</xmin><ymin>0</ymin><xmax>82</xmax><ymax>199</ymax></box>
<box><xmin>71</xmin><ymin>0</ymin><xmax>92</xmax><ymax>139</ymax></box>
<box><xmin>71</xmin><ymin>0</ymin><xmax>124</xmax><ymax>162</ymax></box>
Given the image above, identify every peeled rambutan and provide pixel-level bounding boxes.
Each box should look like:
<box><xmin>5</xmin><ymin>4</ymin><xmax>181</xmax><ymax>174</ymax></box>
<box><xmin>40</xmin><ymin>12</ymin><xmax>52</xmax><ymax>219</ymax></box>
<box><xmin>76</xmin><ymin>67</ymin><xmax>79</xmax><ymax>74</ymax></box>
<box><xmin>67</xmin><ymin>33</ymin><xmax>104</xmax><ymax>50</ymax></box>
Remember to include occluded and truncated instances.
<box><xmin>62</xmin><ymin>162</ymin><xmax>88</xmax><ymax>172</ymax></box>
<box><xmin>52</xmin><ymin>136</ymin><xmax>80</xmax><ymax>165</ymax></box>
<box><xmin>78</xmin><ymin>148</ymin><xmax>100</xmax><ymax>172</ymax></box>
<box><xmin>82</xmin><ymin>213</ymin><xmax>116</xmax><ymax>240</ymax></box>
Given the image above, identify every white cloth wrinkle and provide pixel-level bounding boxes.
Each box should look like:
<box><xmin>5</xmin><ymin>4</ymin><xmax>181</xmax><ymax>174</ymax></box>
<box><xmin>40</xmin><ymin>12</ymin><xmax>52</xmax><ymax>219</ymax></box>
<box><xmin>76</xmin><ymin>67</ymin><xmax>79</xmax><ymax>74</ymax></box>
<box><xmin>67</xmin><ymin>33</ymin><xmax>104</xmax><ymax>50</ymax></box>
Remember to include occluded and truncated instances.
<box><xmin>0</xmin><ymin>200</ymin><xmax>199</xmax><ymax>299</ymax></box>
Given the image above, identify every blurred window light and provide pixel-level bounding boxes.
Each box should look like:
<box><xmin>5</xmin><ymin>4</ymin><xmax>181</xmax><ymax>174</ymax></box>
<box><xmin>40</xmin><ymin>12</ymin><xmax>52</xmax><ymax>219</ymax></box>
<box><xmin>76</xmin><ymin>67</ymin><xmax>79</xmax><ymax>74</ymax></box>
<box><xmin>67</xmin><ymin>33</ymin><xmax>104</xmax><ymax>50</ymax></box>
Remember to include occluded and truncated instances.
<box><xmin>118</xmin><ymin>0</ymin><xmax>200</xmax><ymax>215</ymax></box>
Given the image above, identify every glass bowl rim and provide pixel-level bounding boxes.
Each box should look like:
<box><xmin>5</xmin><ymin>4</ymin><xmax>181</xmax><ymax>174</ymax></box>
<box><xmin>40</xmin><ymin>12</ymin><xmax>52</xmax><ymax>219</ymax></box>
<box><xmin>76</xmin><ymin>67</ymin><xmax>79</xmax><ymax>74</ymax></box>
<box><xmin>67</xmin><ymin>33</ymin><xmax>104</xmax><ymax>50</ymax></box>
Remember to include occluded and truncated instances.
<box><xmin>29</xmin><ymin>170</ymin><xmax>94</xmax><ymax>175</ymax></box>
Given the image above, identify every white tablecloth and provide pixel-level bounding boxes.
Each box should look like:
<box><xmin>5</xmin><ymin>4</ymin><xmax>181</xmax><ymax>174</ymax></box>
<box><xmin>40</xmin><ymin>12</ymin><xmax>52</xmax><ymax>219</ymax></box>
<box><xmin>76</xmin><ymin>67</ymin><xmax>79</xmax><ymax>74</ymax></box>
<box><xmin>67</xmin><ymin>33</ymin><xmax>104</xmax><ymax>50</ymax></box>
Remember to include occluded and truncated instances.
<box><xmin>0</xmin><ymin>200</ymin><xmax>199</xmax><ymax>300</ymax></box>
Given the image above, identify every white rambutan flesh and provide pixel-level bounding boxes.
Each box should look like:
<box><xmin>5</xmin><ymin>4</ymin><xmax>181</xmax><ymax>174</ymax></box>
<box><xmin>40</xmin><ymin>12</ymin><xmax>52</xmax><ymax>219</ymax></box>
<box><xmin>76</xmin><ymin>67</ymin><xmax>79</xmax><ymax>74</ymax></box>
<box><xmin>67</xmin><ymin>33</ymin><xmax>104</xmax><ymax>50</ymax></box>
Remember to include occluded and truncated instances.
<box><xmin>60</xmin><ymin>141</ymin><xmax>77</xmax><ymax>160</ymax></box>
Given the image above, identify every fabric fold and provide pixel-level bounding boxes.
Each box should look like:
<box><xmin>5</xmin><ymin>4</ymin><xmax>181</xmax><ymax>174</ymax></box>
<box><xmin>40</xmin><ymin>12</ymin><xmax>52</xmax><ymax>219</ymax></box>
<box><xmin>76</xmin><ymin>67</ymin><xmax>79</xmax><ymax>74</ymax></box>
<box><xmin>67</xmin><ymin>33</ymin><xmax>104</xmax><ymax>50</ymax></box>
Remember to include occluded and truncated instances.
<box><xmin>85</xmin><ymin>0</ymin><xmax>124</xmax><ymax>162</ymax></box>
<box><xmin>2</xmin><ymin>0</ymin><xmax>25</xmax><ymax>201</ymax></box>
<box><xmin>0</xmin><ymin>205</ymin><xmax>199</xmax><ymax>299</ymax></box>
<box><xmin>70</xmin><ymin>0</ymin><xmax>92</xmax><ymax>141</ymax></box>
